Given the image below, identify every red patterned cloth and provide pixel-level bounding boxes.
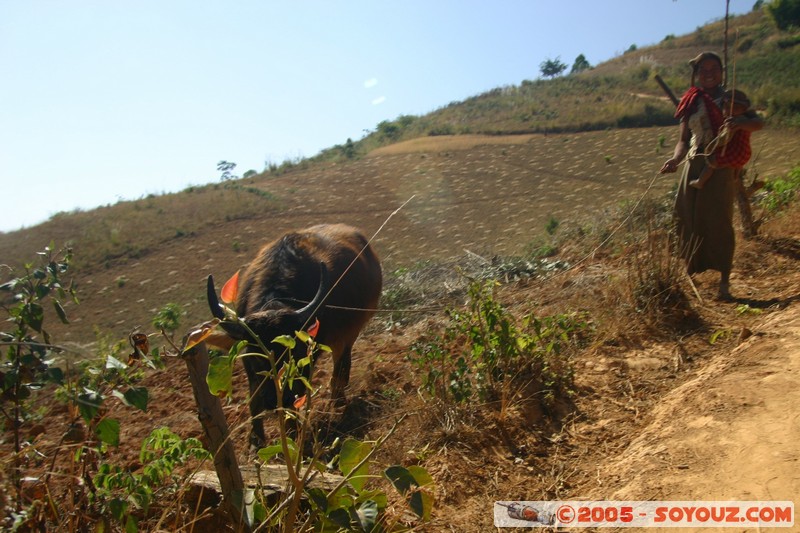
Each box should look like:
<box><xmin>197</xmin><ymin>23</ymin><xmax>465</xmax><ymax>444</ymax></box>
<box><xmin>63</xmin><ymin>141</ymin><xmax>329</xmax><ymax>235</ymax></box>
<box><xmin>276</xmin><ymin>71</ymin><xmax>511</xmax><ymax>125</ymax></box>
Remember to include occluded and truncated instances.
<box><xmin>714</xmin><ymin>129</ymin><xmax>751</xmax><ymax>168</ymax></box>
<box><xmin>674</xmin><ymin>86</ymin><xmax>724</xmax><ymax>132</ymax></box>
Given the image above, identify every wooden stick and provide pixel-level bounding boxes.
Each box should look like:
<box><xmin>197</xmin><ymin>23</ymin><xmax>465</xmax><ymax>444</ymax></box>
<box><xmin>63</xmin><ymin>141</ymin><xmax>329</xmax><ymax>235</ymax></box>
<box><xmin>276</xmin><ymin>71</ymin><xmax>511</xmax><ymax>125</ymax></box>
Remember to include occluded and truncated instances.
<box><xmin>654</xmin><ymin>75</ymin><xmax>679</xmax><ymax>107</ymax></box>
<box><xmin>686</xmin><ymin>272</ymin><xmax>703</xmax><ymax>304</ymax></box>
<box><xmin>724</xmin><ymin>0</ymin><xmax>730</xmax><ymax>86</ymax></box>
<box><xmin>182</xmin><ymin>342</ymin><xmax>251</xmax><ymax>532</ymax></box>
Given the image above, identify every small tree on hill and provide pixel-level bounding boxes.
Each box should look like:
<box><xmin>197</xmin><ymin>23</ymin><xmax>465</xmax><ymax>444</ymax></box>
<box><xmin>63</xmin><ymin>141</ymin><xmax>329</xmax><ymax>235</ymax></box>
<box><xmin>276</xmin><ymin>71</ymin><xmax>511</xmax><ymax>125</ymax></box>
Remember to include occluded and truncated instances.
<box><xmin>217</xmin><ymin>160</ymin><xmax>237</xmax><ymax>181</ymax></box>
<box><xmin>539</xmin><ymin>57</ymin><xmax>567</xmax><ymax>79</ymax></box>
<box><xmin>377</xmin><ymin>120</ymin><xmax>401</xmax><ymax>141</ymax></box>
<box><xmin>342</xmin><ymin>137</ymin><xmax>357</xmax><ymax>159</ymax></box>
<box><xmin>571</xmin><ymin>54</ymin><xmax>592</xmax><ymax>74</ymax></box>
<box><xmin>766</xmin><ymin>0</ymin><xmax>800</xmax><ymax>30</ymax></box>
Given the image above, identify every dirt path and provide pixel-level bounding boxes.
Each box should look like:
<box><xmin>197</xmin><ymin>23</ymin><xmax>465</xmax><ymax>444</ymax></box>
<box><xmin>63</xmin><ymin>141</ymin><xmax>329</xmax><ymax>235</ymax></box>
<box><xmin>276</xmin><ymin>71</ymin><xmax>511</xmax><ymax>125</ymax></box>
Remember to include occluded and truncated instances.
<box><xmin>590</xmin><ymin>304</ymin><xmax>800</xmax><ymax>505</ymax></box>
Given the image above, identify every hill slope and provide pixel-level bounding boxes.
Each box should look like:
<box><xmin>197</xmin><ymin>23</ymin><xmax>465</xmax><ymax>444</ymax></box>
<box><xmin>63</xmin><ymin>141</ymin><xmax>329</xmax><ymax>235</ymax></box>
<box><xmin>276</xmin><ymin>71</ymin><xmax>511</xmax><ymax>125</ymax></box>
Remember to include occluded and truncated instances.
<box><xmin>2</xmin><ymin>126</ymin><xmax>799</xmax><ymax>529</ymax></box>
<box><xmin>2</xmin><ymin>126</ymin><xmax>798</xmax><ymax>344</ymax></box>
<box><xmin>1</xmin><ymin>6</ymin><xmax>800</xmax><ymax>531</ymax></box>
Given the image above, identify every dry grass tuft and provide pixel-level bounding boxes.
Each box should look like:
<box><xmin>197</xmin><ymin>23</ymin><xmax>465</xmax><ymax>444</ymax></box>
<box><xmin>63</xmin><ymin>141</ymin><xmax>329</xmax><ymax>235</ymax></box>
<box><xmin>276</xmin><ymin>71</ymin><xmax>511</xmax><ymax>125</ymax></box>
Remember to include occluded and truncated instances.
<box><xmin>623</xmin><ymin>228</ymin><xmax>700</xmax><ymax>334</ymax></box>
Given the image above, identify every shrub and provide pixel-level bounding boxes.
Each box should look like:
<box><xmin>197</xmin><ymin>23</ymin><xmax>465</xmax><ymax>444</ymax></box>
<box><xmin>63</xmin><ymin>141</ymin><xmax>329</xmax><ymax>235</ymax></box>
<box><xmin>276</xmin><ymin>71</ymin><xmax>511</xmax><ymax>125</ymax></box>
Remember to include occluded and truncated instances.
<box><xmin>0</xmin><ymin>244</ymin><xmax>75</xmax><ymax>495</ymax></box>
<box><xmin>760</xmin><ymin>166</ymin><xmax>800</xmax><ymax>213</ymax></box>
<box><xmin>410</xmin><ymin>279</ymin><xmax>584</xmax><ymax>411</ymax></box>
<box><xmin>91</xmin><ymin>428</ymin><xmax>211</xmax><ymax>532</ymax></box>
<box><xmin>545</xmin><ymin>215</ymin><xmax>560</xmax><ymax>236</ymax></box>
<box><xmin>427</xmin><ymin>124</ymin><xmax>455</xmax><ymax>136</ymax></box>
<box><xmin>766</xmin><ymin>0</ymin><xmax>800</xmax><ymax>30</ymax></box>
<box><xmin>152</xmin><ymin>302</ymin><xmax>182</xmax><ymax>334</ymax></box>
<box><xmin>1</xmin><ymin>247</ymin><xmax>163</xmax><ymax>532</ymax></box>
<box><xmin>625</xmin><ymin>225</ymin><xmax>696</xmax><ymax>332</ymax></box>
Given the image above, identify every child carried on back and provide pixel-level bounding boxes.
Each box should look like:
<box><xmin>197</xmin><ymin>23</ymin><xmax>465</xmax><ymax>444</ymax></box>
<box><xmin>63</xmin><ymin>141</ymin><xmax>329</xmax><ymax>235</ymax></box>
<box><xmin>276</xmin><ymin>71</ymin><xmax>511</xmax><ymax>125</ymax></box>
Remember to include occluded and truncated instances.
<box><xmin>690</xmin><ymin>89</ymin><xmax>753</xmax><ymax>189</ymax></box>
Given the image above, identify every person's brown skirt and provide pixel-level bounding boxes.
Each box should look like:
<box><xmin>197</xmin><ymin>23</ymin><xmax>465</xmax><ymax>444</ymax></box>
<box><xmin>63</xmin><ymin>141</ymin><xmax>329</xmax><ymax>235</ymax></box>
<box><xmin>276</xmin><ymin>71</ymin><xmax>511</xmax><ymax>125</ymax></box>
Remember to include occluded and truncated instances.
<box><xmin>673</xmin><ymin>156</ymin><xmax>736</xmax><ymax>277</ymax></box>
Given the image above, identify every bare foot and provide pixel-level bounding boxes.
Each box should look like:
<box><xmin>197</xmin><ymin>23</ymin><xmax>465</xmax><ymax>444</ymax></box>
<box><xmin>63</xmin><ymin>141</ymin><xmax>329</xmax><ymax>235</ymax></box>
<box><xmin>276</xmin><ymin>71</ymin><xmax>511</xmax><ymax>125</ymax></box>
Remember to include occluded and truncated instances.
<box><xmin>717</xmin><ymin>282</ymin><xmax>734</xmax><ymax>302</ymax></box>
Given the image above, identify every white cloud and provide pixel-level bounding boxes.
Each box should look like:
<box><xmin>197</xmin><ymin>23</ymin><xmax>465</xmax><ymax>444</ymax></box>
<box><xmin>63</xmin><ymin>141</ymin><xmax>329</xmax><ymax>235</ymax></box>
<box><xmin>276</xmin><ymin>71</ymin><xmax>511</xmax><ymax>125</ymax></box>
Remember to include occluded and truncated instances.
<box><xmin>371</xmin><ymin>96</ymin><xmax>386</xmax><ymax>105</ymax></box>
<box><xmin>364</xmin><ymin>78</ymin><xmax>378</xmax><ymax>89</ymax></box>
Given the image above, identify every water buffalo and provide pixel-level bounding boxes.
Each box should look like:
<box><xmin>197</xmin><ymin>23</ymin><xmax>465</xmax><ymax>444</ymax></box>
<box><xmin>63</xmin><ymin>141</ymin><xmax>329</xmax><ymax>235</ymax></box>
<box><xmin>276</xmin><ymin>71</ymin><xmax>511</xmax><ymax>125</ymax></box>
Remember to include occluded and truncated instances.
<box><xmin>206</xmin><ymin>224</ymin><xmax>382</xmax><ymax>447</ymax></box>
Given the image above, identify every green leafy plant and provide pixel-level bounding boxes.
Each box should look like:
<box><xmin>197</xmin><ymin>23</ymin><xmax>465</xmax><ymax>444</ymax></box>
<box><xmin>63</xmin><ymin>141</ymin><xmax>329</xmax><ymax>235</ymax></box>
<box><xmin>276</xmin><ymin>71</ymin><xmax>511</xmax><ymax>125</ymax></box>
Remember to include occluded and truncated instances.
<box><xmin>0</xmin><ymin>245</ymin><xmax>75</xmax><ymax>498</ymax></box>
<box><xmin>152</xmin><ymin>302</ymin><xmax>183</xmax><ymax>334</ymax></box>
<box><xmin>91</xmin><ymin>427</ymin><xmax>211</xmax><ymax>532</ymax></box>
<box><xmin>545</xmin><ymin>215</ymin><xmax>560</xmax><ymax>236</ymax></box>
<box><xmin>57</xmin><ymin>337</ymin><xmax>152</xmax><ymax>442</ymax></box>
<box><xmin>570</xmin><ymin>53</ymin><xmax>592</xmax><ymax>74</ymax></box>
<box><xmin>526</xmin><ymin>238</ymin><xmax>559</xmax><ymax>258</ymax></box>
<box><xmin>410</xmin><ymin>279</ymin><xmax>583</xmax><ymax>410</ymax></box>
<box><xmin>759</xmin><ymin>167</ymin><xmax>800</xmax><ymax>214</ymax></box>
<box><xmin>736</xmin><ymin>304</ymin><xmax>763</xmax><ymax>316</ymax></box>
<box><xmin>202</xmin><ymin>310</ymin><xmax>435</xmax><ymax>531</ymax></box>
<box><xmin>540</xmin><ymin>57</ymin><xmax>567</xmax><ymax>78</ymax></box>
<box><xmin>341</xmin><ymin>137</ymin><xmax>358</xmax><ymax>159</ymax></box>
<box><xmin>0</xmin><ymin>246</ymin><xmax>186</xmax><ymax>533</ymax></box>
<box><xmin>255</xmin><ymin>432</ymin><xmax>434</xmax><ymax>531</ymax></box>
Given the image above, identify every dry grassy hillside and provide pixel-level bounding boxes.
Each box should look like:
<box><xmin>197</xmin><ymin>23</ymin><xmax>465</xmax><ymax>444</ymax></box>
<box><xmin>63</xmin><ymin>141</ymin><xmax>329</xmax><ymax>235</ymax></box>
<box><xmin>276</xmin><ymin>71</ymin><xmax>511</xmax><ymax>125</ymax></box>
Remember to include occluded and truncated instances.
<box><xmin>2</xmin><ymin>126</ymin><xmax>798</xmax><ymax>346</ymax></box>
<box><xmin>585</xmin><ymin>10</ymin><xmax>765</xmax><ymax>79</ymax></box>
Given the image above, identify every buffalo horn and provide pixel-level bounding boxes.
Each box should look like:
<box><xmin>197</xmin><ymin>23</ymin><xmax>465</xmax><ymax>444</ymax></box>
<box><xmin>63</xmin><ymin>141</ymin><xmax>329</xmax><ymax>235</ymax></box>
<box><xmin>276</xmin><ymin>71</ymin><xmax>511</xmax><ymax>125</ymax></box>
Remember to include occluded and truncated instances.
<box><xmin>295</xmin><ymin>262</ymin><xmax>330</xmax><ymax>321</ymax></box>
<box><xmin>207</xmin><ymin>275</ymin><xmax>226</xmax><ymax>320</ymax></box>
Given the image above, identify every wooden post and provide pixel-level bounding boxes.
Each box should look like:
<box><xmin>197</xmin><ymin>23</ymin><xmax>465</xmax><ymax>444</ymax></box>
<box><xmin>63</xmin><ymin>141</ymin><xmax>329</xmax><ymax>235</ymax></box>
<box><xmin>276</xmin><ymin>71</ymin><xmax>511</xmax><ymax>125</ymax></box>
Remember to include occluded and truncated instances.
<box><xmin>182</xmin><ymin>342</ymin><xmax>252</xmax><ymax>532</ymax></box>
<box><xmin>735</xmin><ymin>168</ymin><xmax>760</xmax><ymax>239</ymax></box>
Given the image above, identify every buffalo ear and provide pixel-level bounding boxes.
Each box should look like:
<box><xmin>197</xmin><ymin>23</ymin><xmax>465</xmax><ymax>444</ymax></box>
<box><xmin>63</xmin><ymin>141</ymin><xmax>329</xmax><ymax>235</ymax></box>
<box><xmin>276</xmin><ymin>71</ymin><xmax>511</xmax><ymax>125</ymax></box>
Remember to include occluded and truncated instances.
<box><xmin>208</xmin><ymin>275</ymin><xmax>248</xmax><ymax>340</ymax></box>
<box><xmin>221</xmin><ymin>270</ymin><xmax>240</xmax><ymax>304</ymax></box>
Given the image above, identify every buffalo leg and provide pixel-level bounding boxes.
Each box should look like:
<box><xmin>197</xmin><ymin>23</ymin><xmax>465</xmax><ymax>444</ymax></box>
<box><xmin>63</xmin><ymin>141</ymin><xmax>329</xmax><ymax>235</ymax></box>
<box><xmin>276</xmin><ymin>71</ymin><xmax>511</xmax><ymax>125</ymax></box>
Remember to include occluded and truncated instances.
<box><xmin>331</xmin><ymin>345</ymin><xmax>352</xmax><ymax>403</ymax></box>
<box><xmin>244</xmin><ymin>366</ymin><xmax>272</xmax><ymax>449</ymax></box>
<box><xmin>247</xmin><ymin>384</ymin><xmax>268</xmax><ymax>449</ymax></box>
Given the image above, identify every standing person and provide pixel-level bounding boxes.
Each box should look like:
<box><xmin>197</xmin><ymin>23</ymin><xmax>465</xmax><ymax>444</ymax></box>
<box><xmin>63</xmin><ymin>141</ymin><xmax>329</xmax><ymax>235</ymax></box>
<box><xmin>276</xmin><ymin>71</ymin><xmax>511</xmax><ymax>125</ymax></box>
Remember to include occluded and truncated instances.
<box><xmin>660</xmin><ymin>52</ymin><xmax>763</xmax><ymax>300</ymax></box>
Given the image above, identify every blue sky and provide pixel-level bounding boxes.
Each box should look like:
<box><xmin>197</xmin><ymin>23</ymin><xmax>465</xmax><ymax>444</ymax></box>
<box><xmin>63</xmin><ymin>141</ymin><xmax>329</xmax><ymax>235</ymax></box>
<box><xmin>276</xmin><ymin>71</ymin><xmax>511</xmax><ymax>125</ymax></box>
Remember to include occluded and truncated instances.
<box><xmin>0</xmin><ymin>1</ymin><xmax>755</xmax><ymax>232</ymax></box>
